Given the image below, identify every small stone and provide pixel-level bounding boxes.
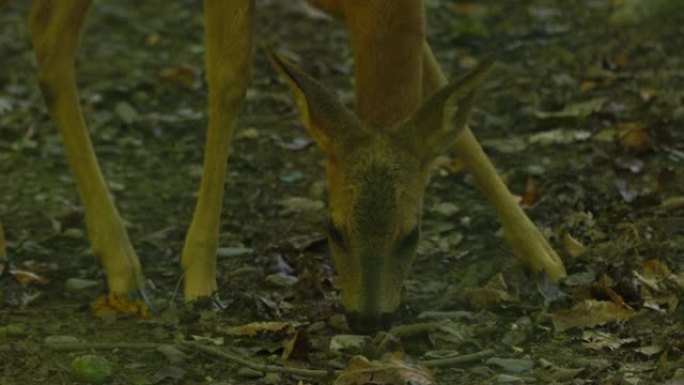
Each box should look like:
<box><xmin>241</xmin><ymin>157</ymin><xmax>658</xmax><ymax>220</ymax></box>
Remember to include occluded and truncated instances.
<box><xmin>62</xmin><ymin>228</ymin><xmax>85</xmax><ymax>239</ymax></box>
<box><xmin>264</xmin><ymin>272</ymin><xmax>298</xmax><ymax>287</ymax></box>
<box><xmin>65</xmin><ymin>278</ymin><xmax>100</xmax><ymax>292</ymax></box>
<box><xmin>156</xmin><ymin>344</ymin><xmax>188</xmax><ymax>365</ymax></box>
<box><xmin>71</xmin><ymin>355</ymin><xmax>112</xmax><ymax>384</ymax></box>
<box><xmin>44</xmin><ymin>335</ymin><xmax>80</xmax><ymax>346</ymax></box>
<box><xmin>329</xmin><ymin>334</ymin><xmax>370</xmax><ymax>354</ymax></box>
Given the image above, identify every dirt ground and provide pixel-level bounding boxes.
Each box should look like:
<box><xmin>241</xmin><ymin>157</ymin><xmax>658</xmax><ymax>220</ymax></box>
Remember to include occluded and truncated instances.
<box><xmin>1</xmin><ymin>0</ymin><xmax>683</xmax><ymax>384</ymax></box>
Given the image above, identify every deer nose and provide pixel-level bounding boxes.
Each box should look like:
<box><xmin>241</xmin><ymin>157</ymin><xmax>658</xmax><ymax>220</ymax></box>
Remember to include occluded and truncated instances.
<box><xmin>345</xmin><ymin>311</ymin><xmax>396</xmax><ymax>334</ymax></box>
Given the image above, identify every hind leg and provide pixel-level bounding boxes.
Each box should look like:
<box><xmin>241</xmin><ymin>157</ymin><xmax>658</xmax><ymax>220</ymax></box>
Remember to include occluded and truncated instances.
<box><xmin>421</xmin><ymin>44</ymin><xmax>566</xmax><ymax>281</ymax></box>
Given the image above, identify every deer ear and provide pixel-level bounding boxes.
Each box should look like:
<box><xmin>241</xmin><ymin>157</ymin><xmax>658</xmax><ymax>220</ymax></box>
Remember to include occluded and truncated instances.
<box><xmin>268</xmin><ymin>49</ymin><xmax>363</xmax><ymax>154</ymax></box>
<box><xmin>396</xmin><ymin>58</ymin><xmax>494</xmax><ymax>157</ymax></box>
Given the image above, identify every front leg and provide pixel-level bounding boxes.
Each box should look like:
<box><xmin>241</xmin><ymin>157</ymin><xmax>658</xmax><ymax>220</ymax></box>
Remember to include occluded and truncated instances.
<box><xmin>181</xmin><ymin>0</ymin><xmax>254</xmax><ymax>301</ymax></box>
<box><xmin>422</xmin><ymin>45</ymin><xmax>566</xmax><ymax>281</ymax></box>
<box><xmin>28</xmin><ymin>0</ymin><xmax>145</xmax><ymax>295</ymax></box>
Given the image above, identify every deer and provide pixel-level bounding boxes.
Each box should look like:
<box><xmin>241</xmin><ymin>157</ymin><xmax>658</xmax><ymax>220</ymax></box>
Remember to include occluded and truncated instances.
<box><xmin>2</xmin><ymin>0</ymin><xmax>566</xmax><ymax>332</ymax></box>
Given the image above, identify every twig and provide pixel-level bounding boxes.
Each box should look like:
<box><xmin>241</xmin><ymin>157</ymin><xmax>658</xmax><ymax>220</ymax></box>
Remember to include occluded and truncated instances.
<box><xmin>389</xmin><ymin>322</ymin><xmax>441</xmax><ymax>338</ymax></box>
<box><xmin>420</xmin><ymin>349</ymin><xmax>495</xmax><ymax>368</ymax></box>
<box><xmin>46</xmin><ymin>341</ymin><xmax>161</xmax><ymax>351</ymax></box>
<box><xmin>180</xmin><ymin>341</ymin><xmax>333</xmax><ymax>378</ymax></box>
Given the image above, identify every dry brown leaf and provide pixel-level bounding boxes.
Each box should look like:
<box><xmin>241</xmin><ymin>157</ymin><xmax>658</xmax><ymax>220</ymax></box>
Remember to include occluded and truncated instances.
<box><xmin>661</xmin><ymin>196</ymin><xmax>684</xmax><ymax>212</ymax></box>
<box><xmin>609</xmin><ymin>52</ymin><xmax>630</xmax><ymax>70</ymax></box>
<box><xmin>222</xmin><ymin>321</ymin><xmax>295</xmax><ymax>337</ymax></box>
<box><xmin>552</xmin><ymin>300</ymin><xmax>634</xmax><ymax>332</ymax></box>
<box><xmin>639</xmin><ymin>88</ymin><xmax>658</xmax><ymax>102</ymax></box>
<box><xmin>452</xmin><ymin>2</ymin><xmax>488</xmax><ymax>16</ymax></box>
<box><xmin>282</xmin><ymin>328</ymin><xmax>310</xmax><ymax>362</ymax></box>
<box><xmin>563</xmin><ymin>233</ymin><xmax>588</xmax><ymax>258</ymax></box>
<box><xmin>616</xmin><ymin>123</ymin><xmax>651</xmax><ymax>152</ymax></box>
<box><xmin>158</xmin><ymin>64</ymin><xmax>195</xmax><ymax>87</ymax></box>
<box><xmin>91</xmin><ymin>293</ymin><xmax>150</xmax><ymax>318</ymax></box>
<box><xmin>520</xmin><ymin>177</ymin><xmax>539</xmax><ymax>206</ymax></box>
<box><xmin>465</xmin><ymin>273</ymin><xmax>518</xmax><ymax>309</ymax></box>
<box><xmin>641</xmin><ymin>259</ymin><xmax>672</xmax><ymax>278</ymax></box>
<box><xmin>581</xmin><ymin>330</ymin><xmax>636</xmax><ymax>351</ymax></box>
<box><xmin>8</xmin><ymin>268</ymin><xmax>49</xmax><ymax>287</ymax></box>
<box><xmin>603</xmin><ymin>283</ymin><xmax>629</xmax><ymax>308</ymax></box>
<box><xmin>333</xmin><ymin>355</ymin><xmax>434</xmax><ymax>385</ymax></box>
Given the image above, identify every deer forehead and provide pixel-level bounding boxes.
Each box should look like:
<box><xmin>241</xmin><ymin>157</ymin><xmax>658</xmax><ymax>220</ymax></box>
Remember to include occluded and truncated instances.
<box><xmin>326</xmin><ymin>136</ymin><xmax>426</xmax><ymax>232</ymax></box>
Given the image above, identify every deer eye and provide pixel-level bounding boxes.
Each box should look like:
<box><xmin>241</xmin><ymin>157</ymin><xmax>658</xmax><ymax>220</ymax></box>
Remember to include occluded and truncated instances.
<box><xmin>327</xmin><ymin>220</ymin><xmax>347</xmax><ymax>251</ymax></box>
<box><xmin>395</xmin><ymin>225</ymin><xmax>420</xmax><ymax>257</ymax></box>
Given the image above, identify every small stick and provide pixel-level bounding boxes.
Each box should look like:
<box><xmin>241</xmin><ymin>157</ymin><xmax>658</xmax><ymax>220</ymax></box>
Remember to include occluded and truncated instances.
<box><xmin>180</xmin><ymin>341</ymin><xmax>332</xmax><ymax>378</ymax></box>
<box><xmin>421</xmin><ymin>349</ymin><xmax>496</xmax><ymax>368</ymax></box>
<box><xmin>46</xmin><ymin>341</ymin><xmax>160</xmax><ymax>351</ymax></box>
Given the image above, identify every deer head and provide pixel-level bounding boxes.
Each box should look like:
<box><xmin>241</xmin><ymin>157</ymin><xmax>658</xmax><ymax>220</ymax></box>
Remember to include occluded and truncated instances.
<box><xmin>270</xmin><ymin>51</ymin><xmax>493</xmax><ymax>332</ymax></box>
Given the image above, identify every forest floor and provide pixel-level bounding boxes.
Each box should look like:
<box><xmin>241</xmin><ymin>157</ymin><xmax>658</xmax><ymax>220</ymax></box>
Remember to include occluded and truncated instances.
<box><xmin>1</xmin><ymin>0</ymin><xmax>683</xmax><ymax>384</ymax></box>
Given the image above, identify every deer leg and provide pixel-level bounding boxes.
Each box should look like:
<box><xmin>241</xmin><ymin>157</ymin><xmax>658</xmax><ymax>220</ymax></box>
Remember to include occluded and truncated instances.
<box><xmin>27</xmin><ymin>0</ymin><xmax>145</xmax><ymax>295</ymax></box>
<box><xmin>181</xmin><ymin>0</ymin><xmax>254</xmax><ymax>301</ymax></box>
<box><xmin>422</xmin><ymin>44</ymin><xmax>566</xmax><ymax>281</ymax></box>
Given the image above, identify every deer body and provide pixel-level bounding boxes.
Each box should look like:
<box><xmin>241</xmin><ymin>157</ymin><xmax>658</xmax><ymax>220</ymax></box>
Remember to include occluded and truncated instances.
<box><xmin>2</xmin><ymin>0</ymin><xmax>566</xmax><ymax>332</ymax></box>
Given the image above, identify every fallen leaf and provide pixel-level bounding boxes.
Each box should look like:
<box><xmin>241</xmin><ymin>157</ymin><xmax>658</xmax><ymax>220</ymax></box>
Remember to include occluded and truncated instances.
<box><xmin>486</xmin><ymin>357</ymin><xmax>535</xmax><ymax>373</ymax></box>
<box><xmin>158</xmin><ymin>64</ymin><xmax>195</xmax><ymax>86</ymax></box>
<box><xmin>329</xmin><ymin>335</ymin><xmax>370</xmax><ymax>354</ymax></box>
<box><xmin>528</xmin><ymin>129</ymin><xmax>591</xmax><ymax>145</ymax></box>
<box><xmin>221</xmin><ymin>321</ymin><xmax>295</xmax><ymax>337</ymax></box>
<box><xmin>520</xmin><ymin>177</ymin><xmax>539</xmax><ymax>206</ymax></box>
<box><xmin>639</xmin><ymin>88</ymin><xmax>658</xmax><ymax>102</ymax></box>
<box><xmin>661</xmin><ymin>196</ymin><xmax>684</xmax><ymax>211</ymax></box>
<box><xmin>641</xmin><ymin>259</ymin><xmax>672</xmax><ymax>278</ymax></box>
<box><xmin>465</xmin><ymin>273</ymin><xmax>518</xmax><ymax>309</ymax></box>
<box><xmin>8</xmin><ymin>268</ymin><xmax>49</xmax><ymax>287</ymax></box>
<box><xmin>282</xmin><ymin>328</ymin><xmax>310</xmax><ymax>362</ymax></box>
<box><xmin>91</xmin><ymin>293</ymin><xmax>150</xmax><ymax>318</ymax></box>
<box><xmin>552</xmin><ymin>300</ymin><xmax>634</xmax><ymax>331</ymax></box>
<box><xmin>333</xmin><ymin>355</ymin><xmax>435</xmax><ymax>385</ymax></box>
<box><xmin>634</xmin><ymin>345</ymin><xmax>663</xmax><ymax>357</ymax></box>
<box><xmin>619</xmin><ymin>128</ymin><xmax>651</xmax><ymax>152</ymax></box>
<box><xmin>452</xmin><ymin>2</ymin><xmax>488</xmax><ymax>16</ymax></box>
<box><xmin>563</xmin><ymin>233</ymin><xmax>588</xmax><ymax>258</ymax></box>
<box><xmin>581</xmin><ymin>330</ymin><xmax>636</xmax><ymax>351</ymax></box>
